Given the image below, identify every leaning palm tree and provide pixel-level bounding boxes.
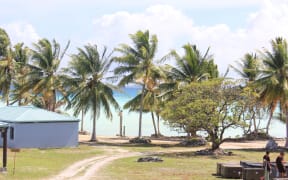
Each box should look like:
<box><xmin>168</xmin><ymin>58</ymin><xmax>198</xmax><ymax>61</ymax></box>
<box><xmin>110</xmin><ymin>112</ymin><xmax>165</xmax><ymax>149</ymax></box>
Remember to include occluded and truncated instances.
<box><xmin>20</xmin><ymin>39</ymin><xmax>69</xmax><ymax>111</ymax></box>
<box><xmin>64</xmin><ymin>45</ymin><xmax>119</xmax><ymax>141</ymax></box>
<box><xmin>257</xmin><ymin>37</ymin><xmax>288</xmax><ymax>147</ymax></box>
<box><xmin>114</xmin><ymin>30</ymin><xmax>159</xmax><ymax>138</ymax></box>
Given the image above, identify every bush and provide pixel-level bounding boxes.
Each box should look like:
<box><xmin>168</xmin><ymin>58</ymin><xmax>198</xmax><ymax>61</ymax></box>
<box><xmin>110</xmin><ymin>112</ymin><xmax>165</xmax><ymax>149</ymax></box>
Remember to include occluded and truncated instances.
<box><xmin>129</xmin><ymin>137</ymin><xmax>151</xmax><ymax>144</ymax></box>
<box><xmin>179</xmin><ymin>137</ymin><xmax>207</xmax><ymax>147</ymax></box>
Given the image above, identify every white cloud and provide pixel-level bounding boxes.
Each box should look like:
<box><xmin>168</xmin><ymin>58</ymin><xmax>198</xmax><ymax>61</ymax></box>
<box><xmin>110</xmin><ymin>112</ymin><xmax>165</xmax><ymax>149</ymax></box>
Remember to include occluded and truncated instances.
<box><xmin>91</xmin><ymin>0</ymin><xmax>288</xmax><ymax>75</ymax></box>
<box><xmin>2</xmin><ymin>22</ymin><xmax>40</xmax><ymax>46</ymax></box>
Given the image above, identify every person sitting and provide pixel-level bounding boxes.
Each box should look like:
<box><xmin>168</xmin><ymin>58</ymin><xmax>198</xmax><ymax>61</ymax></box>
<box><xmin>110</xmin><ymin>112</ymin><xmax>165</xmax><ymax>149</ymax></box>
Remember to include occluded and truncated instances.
<box><xmin>276</xmin><ymin>151</ymin><xmax>286</xmax><ymax>177</ymax></box>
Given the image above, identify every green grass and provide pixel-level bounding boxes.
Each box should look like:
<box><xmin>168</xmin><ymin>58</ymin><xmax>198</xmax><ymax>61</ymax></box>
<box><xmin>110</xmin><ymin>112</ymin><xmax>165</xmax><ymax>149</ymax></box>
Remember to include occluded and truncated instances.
<box><xmin>0</xmin><ymin>145</ymin><xmax>103</xmax><ymax>179</ymax></box>
<box><xmin>98</xmin><ymin>149</ymin><xmax>270</xmax><ymax>180</ymax></box>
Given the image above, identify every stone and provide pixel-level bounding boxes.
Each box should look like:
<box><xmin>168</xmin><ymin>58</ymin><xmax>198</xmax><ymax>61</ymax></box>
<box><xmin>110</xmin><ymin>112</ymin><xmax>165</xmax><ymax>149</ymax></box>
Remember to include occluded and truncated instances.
<box><xmin>129</xmin><ymin>137</ymin><xmax>151</xmax><ymax>144</ymax></box>
<box><xmin>137</xmin><ymin>156</ymin><xmax>163</xmax><ymax>162</ymax></box>
<box><xmin>265</xmin><ymin>139</ymin><xmax>278</xmax><ymax>150</ymax></box>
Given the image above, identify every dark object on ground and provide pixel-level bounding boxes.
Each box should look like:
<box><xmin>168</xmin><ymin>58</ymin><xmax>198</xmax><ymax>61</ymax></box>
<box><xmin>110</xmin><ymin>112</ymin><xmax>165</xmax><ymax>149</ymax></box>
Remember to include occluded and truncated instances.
<box><xmin>195</xmin><ymin>148</ymin><xmax>230</xmax><ymax>156</ymax></box>
<box><xmin>150</xmin><ymin>133</ymin><xmax>164</xmax><ymax>138</ymax></box>
<box><xmin>216</xmin><ymin>162</ymin><xmax>238</xmax><ymax>176</ymax></box>
<box><xmin>242</xmin><ymin>168</ymin><xmax>264</xmax><ymax>180</ymax></box>
<box><xmin>240</xmin><ymin>161</ymin><xmax>263</xmax><ymax>168</ymax></box>
<box><xmin>137</xmin><ymin>156</ymin><xmax>163</xmax><ymax>162</ymax></box>
<box><xmin>179</xmin><ymin>137</ymin><xmax>206</xmax><ymax>147</ymax></box>
<box><xmin>129</xmin><ymin>137</ymin><xmax>151</xmax><ymax>144</ymax></box>
<box><xmin>245</xmin><ymin>132</ymin><xmax>271</xmax><ymax>140</ymax></box>
<box><xmin>221</xmin><ymin>164</ymin><xmax>242</xmax><ymax>178</ymax></box>
<box><xmin>265</xmin><ymin>139</ymin><xmax>278</xmax><ymax>151</ymax></box>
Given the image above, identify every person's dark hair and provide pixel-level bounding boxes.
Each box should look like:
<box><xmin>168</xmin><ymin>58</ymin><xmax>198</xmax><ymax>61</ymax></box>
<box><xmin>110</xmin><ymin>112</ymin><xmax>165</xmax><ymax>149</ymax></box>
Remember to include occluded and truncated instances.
<box><xmin>266</xmin><ymin>151</ymin><xmax>270</xmax><ymax>155</ymax></box>
<box><xmin>280</xmin><ymin>151</ymin><xmax>285</xmax><ymax>156</ymax></box>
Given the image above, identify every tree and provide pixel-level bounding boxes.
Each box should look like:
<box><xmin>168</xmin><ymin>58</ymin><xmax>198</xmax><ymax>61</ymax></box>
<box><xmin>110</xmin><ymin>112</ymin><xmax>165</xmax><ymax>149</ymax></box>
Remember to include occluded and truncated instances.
<box><xmin>164</xmin><ymin>43</ymin><xmax>218</xmax><ymax>85</ymax></box>
<box><xmin>257</xmin><ymin>37</ymin><xmax>288</xmax><ymax>147</ymax></box>
<box><xmin>161</xmin><ymin>80</ymin><xmax>255</xmax><ymax>150</ymax></box>
<box><xmin>160</xmin><ymin>44</ymin><xmax>219</xmax><ymax>136</ymax></box>
<box><xmin>114</xmin><ymin>30</ymin><xmax>159</xmax><ymax>138</ymax></box>
<box><xmin>10</xmin><ymin>43</ymin><xmax>32</xmax><ymax>105</ymax></box>
<box><xmin>0</xmin><ymin>28</ymin><xmax>13</xmax><ymax>105</ymax></box>
<box><xmin>20</xmin><ymin>39</ymin><xmax>69</xmax><ymax>111</ymax></box>
<box><xmin>64</xmin><ymin>45</ymin><xmax>119</xmax><ymax>141</ymax></box>
<box><xmin>230</xmin><ymin>53</ymin><xmax>260</xmax><ymax>82</ymax></box>
<box><xmin>230</xmin><ymin>53</ymin><xmax>263</xmax><ymax>134</ymax></box>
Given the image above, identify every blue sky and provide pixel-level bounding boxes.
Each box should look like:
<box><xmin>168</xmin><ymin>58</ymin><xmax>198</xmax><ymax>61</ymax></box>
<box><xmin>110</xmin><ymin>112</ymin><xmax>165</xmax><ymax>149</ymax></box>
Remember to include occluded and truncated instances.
<box><xmin>1</xmin><ymin>0</ymin><xmax>288</xmax><ymax>74</ymax></box>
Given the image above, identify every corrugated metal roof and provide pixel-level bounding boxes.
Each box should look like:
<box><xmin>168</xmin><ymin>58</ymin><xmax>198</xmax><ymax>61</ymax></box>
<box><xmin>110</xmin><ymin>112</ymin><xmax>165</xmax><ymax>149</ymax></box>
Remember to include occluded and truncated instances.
<box><xmin>0</xmin><ymin>106</ymin><xmax>79</xmax><ymax>123</ymax></box>
<box><xmin>0</xmin><ymin>122</ymin><xmax>9</xmax><ymax>127</ymax></box>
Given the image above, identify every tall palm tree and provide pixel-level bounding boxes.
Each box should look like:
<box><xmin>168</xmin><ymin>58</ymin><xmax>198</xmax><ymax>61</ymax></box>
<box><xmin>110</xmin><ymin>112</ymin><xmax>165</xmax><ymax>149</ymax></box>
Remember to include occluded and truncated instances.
<box><xmin>257</xmin><ymin>37</ymin><xmax>288</xmax><ymax>147</ymax></box>
<box><xmin>114</xmin><ymin>30</ymin><xmax>158</xmax><ymax>138</ymax></box>
<box><xmin>230</xmin><ymin>53</ymin><xmax>262</xmax><ymax>134</ymax></box>
<box><xmin>230</xmin><ymin>53</ymin><xmax>259</xmax><ymax>82</ymax></box>
<box><xmin>0</xmin><ymin>28</ymin><xmax>13</xmax><ymax>105</ymax></box>
<box><xmin>64</xmin><ymin>45</ymin><xmax>119</xmax><ymax>141</ymax></box>
<box><xmin>10</xmin><ymin>43</ymin><xmax>32</xmax><ymax>105</ymax></box>
<box><xmin>20</xmin><ymin>39</ymin><xmax>69</xmax><ymax>111</ymax></box>
<box><xmin>165</xmin><ymin>43</ymin><xmax>218</xmax><ymax>85</ymax></box>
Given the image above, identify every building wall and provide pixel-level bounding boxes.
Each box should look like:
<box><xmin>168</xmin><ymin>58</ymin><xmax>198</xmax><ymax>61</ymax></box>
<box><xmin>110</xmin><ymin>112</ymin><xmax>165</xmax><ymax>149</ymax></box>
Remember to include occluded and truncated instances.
<box><xmin>0</xmin><ymin>122</ymin><xmax>78</xmax><ymax>148</ymax></box>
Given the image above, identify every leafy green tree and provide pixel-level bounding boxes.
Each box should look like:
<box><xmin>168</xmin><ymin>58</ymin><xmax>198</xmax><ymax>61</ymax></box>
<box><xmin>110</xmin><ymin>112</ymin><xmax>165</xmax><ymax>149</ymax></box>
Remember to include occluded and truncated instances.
<box><xmin>20</xmin><ymin>39</ymin><xmax>69</xmax><ymax>111</ymax></box>
<box><xmin>161</xmin><ymin>80</ymin><xmax>255</xmax><ymax>150</ymax></box>
<box><xmin>257</xmin><ymin>37</ymin><xmax>288</xmax><ymax>146</ymax></box>
<box><xmin>63</xmin><ymin>45</ymin><xmax>119</xmax><ymax>141</ymax></box>
<box><xmin>114</xmin><ymin>30</ymin><xmax>159</xmax><ymax>137</ymax></box>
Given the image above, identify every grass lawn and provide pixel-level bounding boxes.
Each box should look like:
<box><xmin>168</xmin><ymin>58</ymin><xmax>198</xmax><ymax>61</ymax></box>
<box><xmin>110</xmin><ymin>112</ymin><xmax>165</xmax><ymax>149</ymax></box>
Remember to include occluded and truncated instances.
<box><xmin>98</xmin><ymin>149</ymin><xmax>272</xmax><ymax>180</ymax></box>
<box><xmin>0</xmin><ymin>144</ymin><xmax>103</xmax><ymax>179</ymax></box>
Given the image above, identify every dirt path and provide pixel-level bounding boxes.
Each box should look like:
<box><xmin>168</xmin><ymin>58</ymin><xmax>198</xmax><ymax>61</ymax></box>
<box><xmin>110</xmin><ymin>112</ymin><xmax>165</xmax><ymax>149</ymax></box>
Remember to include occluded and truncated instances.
<box><xmin>50</xmin><ymin>148</ymin><xmax>140</xmax><ymax>180</ymax></box>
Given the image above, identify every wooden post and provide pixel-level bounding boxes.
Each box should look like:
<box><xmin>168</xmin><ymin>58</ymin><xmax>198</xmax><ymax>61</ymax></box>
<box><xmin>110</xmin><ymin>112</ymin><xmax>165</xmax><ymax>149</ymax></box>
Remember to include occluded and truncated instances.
<box><xmin>2</xmin><ymin>128</ymin><xmax>7</xmax><ymax>171</ymax></box>
<box><xmin>119</xmin><ymin>110</ymin><xmax>123</xmax><ymax>137</ymax></box>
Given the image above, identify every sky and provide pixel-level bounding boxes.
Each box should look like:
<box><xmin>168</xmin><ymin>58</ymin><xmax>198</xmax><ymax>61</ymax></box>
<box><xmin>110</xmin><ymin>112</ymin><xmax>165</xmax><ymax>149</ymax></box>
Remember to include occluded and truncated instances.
<box><xmin>1</xmin><ymin>0</ymin><xmax>288</xmax><ymax>75</ymax></box>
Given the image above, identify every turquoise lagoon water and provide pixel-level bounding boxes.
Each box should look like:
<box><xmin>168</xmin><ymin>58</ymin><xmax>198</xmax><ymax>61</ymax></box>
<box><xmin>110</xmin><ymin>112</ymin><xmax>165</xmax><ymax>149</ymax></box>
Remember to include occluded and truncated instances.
<box><xmin>0</xmin><ymin>87</ymin><xmax>286</xmax><ymax>138</ymax></box>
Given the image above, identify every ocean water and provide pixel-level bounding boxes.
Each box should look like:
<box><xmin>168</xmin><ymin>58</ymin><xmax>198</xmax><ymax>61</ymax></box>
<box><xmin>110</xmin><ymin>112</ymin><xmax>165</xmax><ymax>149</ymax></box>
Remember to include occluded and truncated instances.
<box><xmin>0</xmin><ymin>87</ymin><xmax>286</xmax><ymax>138</ymax></box>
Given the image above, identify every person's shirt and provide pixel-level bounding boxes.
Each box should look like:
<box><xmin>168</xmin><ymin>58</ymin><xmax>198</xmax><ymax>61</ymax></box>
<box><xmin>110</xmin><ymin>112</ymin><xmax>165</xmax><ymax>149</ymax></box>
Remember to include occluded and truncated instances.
<box><xmin>276</xmin><ymin>156</ymin><xmax>284</xmax><ymax>167</ymax></box>
<box><xmin>263</xmin><ymin>155</ymin><xmax>270</xmax><ymax>162</ymax></box>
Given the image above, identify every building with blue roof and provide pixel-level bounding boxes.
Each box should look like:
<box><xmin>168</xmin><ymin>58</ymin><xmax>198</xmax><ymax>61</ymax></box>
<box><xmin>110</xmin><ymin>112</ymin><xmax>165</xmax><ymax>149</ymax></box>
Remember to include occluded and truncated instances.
<box><xmin>0</xmin><ymin>106</ymin><xmax>79</xmax><ymax>149</ymax></box>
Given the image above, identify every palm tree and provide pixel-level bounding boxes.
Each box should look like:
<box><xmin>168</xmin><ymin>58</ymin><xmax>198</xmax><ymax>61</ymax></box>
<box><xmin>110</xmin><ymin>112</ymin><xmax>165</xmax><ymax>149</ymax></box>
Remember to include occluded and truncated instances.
<box><xmin>114</xmin><ymin>30</ymin><xmax>158</xmax><ymax>138</ymax></box>
<box><xmin>0</xmin><ymin>28</ymin><xmax>13</xmax><ymax>105</ymax></box>
<box><xmin>257</xmin><ymin>37</ymin><xmax>288</xmax><ymax>147</ymax></box>
<box><xmin>10</xmin><ymin>43</ymin><xmax>31</xmax><ymax>105</ymax></box>
<box><xmin>20</xmin><ymin>39</ymin><xmax>69</xmax><ymax>111</ymax></box>
<box><xmin>230</xmin><ymin>53</ymin><xmax>262</xmax><ymax>134</ymax></box>
<box><xmin>165</xmin><ymin>43</ymin><xmax>218</xmax><ymax>85</ymax></box>
<box><xmin>64</xmin><ymin>44</ymin><xmax>119</xmax><ymax>141</ymax></box>
<box><xmin>230</xmin><ymin>53</ymin><xmax>259</xmax><ymax>82</ymax></box>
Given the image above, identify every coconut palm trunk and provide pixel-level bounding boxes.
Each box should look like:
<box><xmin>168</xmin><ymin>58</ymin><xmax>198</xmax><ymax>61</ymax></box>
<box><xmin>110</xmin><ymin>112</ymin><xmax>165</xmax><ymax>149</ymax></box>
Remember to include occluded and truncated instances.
<box><xmin>151</xmin><ymin>112</ymin><xmax>157</xmax><ymax>136</ymax></box>
<box><xmin>138</xmin><ymin>84</ymin><xmax>146</xmax><ymax>137</ymax></box>
<box><xmin>81</xmin><ymin>108</ymin><xmax>84</xmax><ymax>132</ymax></box>
<box><xmin>91</xmin><ymin>107</ymin><xmax>97</xmax><ymax>141</ymax></box>
<box><xmin>156</xmin><ymin>113</ymin><xmax>161</xmax><ymax>135</ymax></box>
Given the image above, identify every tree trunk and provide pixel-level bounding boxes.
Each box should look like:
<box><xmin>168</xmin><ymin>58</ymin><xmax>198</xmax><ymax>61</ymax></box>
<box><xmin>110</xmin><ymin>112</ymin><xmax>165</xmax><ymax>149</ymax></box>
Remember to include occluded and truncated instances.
<box><xmin>266</xmin><ymin>112</ymin><xmax>273</xmax><ymax>135</ymax></box>
<box><xmin>81</xmin><ymin>109</ymin><xmax>84</xmax><ymax>132</ymax></box>
<box><xmin>138</xmin><ymin>84</ymin><xmax>146</xmax><ymax>138</ymax></box>
<box><xmin>119</xmin><ymin>111</ymin><xmax>123</xmax><ymax>137</ymax></box>
<box><xmin>156</xmin><ymin>113</ymin><xmax>161</xmax><ymax>135</ymax></box>
<box><xmin>252</xmin><ymin>112</ymin><xmax>258</xmax><ymax>134</ymax></box>
<box><xmin>285</xmin><ymin>108</ymin><xmax>288</xmax><ymax>147</ymax></box>
<box><xmin>90</xmin><ymin>108</ymin><xmax>97</xmax><ymax>142</ymax></box>
<box><xmin>151</xmin><ymin>112</ymin><xmax>157</xmax><ymax>136</ymax></box>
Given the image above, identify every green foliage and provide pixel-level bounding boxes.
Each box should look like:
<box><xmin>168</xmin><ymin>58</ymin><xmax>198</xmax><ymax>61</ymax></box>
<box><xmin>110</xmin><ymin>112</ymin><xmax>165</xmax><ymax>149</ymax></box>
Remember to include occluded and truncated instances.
<box><xmin>161</xmin><ymin>80</ymin><xmax>258</xmax><ymax>150</ymax></box>
<box><xmin>63</xmin><ymin>44</ymin><xmax>120</xmax><ymax>141</ymax></box>
<box><xmin>0</xmin><ymin>28</ymin><xmax>10</xmax><ymax>58</ymax></box>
